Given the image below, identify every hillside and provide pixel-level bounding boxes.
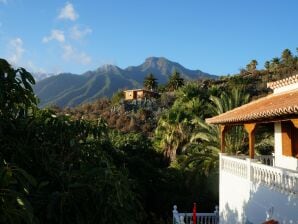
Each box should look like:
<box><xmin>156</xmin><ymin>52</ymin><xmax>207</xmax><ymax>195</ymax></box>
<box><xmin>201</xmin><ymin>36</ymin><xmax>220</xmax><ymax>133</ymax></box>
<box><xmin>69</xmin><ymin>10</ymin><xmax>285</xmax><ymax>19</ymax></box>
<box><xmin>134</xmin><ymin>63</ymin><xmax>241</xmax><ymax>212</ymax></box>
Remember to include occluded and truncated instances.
<box><xmin>34</xmin><ymin>57</ymin><xmax>216</xmax><ymax>108</ymax></box>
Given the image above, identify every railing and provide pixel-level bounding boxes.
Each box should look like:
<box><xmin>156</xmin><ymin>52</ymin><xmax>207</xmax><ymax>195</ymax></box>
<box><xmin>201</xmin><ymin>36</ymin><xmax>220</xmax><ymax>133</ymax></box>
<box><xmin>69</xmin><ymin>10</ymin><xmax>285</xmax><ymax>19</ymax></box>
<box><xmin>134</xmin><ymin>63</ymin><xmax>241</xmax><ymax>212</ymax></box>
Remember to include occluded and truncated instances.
<box><xmin>226</xmin><ymin>154</ymin><xmax>275</xmax><ymax>166</ymax></box>
<box><xmin>173</xmin><ymin>205</ymin><xmax>219</xmax><ymax>224</ymax></box>
<box><xmin>221</xmin><ymin>155</ymin><xmax>248</xmax><ymax>178</ymax></box>
<box><xmin>251</xmin><ymin>162</ymin><xmax>298</xmax><ymax>194</ymax></box>
<box><xmin>255</xmin><ymin>155</ymin><xmax>275</xmax><ymax>166</ymax></box>
<box><xmin>220</xmin><ymin>154</ymin><xmax>298</xmax><ymax>195</ymax></box>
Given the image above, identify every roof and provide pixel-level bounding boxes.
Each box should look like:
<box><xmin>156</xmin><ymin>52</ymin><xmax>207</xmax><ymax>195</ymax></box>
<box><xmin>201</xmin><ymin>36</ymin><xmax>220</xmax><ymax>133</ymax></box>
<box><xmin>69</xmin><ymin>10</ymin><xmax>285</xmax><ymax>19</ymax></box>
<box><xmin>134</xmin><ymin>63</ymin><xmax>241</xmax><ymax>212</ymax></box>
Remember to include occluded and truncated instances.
<box><xmin>206</xmin><ymin>89</ymin><xmax>298</xmax><ymax>125</ymax></box>
<box><xmin>123</xmin><ymin>89</ymin><xmax>158</xmax><ymax>94</ymax></box>
<box><xmin>123</xmin><ymin>89</ymin><xmax>145</xmax><ymax>92</ymax></box>
<box><xmin>267</xmin><ymin>74</ymin><xmax>298</xmax><ymax>90</ymax></box>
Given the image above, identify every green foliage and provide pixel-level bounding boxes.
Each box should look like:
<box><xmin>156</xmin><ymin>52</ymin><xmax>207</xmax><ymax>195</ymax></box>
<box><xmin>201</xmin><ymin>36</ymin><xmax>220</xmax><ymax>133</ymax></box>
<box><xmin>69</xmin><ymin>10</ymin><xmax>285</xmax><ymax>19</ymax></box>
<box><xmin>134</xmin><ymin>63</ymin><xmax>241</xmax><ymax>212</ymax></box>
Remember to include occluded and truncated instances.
<box><xmin>154</xmin><ymin>83</ymin><xmax>204</xmax><ymax>162</ymax></box>
<box><xmin>0</xmin><ymin>59</ymin><xmax>143</xmax><ymax>224</ymax></box>
<box><xmin>0</xmin><ymin>160</ymin><xmax>36</xmax><ymax>224</ymax></box>
<box><xmin>167</xmin><ymin>70</ymin><xmax>184</xmax><ymax>91</ymax></box>
<box><xmin>0</xmin><ymin>59</ymin><xmax>37</xmax><ymax>120</ymax></box>
<box><xmin>246</xmin><ymin>59</ymin><xmax>258</xmax><ymax>73</ymax></box>
<box><xmin>143</xmin><ymin>73</ymin><xmax>158</xmax><ymax>90</ymax></box>
<box><xmin>111</xmin><ymin>90</ymin><xmax>124</xmax><ymax>105</ymax></box>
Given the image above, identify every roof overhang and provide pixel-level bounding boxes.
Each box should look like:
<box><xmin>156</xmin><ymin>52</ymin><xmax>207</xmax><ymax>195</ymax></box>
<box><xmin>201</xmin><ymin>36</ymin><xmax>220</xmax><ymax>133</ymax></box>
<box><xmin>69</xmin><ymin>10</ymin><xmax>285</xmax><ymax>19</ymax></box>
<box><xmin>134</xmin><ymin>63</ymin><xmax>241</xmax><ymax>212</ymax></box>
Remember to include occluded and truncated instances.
<box><xmin>206</xmin><ymin>89</ymin><xmax>298</xmax><ymax>125</ymax></box>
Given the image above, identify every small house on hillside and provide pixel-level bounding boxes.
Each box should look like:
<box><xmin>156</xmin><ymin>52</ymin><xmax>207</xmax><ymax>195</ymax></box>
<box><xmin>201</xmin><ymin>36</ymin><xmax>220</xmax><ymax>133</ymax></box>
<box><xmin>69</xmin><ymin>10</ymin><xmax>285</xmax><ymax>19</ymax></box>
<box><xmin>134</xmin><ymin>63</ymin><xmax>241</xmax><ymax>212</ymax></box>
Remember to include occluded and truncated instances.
<box><xmin>206</xmin><ymin>74</ymin><xmax>298</xmax><ymax>223</ymax></box>
<box><xmin>123</xmin><ymin>89</ymin><xmax>159</xmax><ymax>101</ymax></box>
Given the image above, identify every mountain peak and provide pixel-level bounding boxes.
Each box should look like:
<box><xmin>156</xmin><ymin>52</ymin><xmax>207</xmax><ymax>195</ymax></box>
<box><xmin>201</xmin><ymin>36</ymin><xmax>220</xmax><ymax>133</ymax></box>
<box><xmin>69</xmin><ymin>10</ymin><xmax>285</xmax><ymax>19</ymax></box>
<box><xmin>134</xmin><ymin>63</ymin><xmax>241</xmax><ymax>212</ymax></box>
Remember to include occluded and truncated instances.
<box><xmin>97</xmin><ymin>64</ymin><xmax>122</xmax><ymax>73</ymax></box>
<box><xmin>145</xmin><ymin>56</ymin><xmax>168</xmax><ymax>63</ymax></box>
<box><xmin>142</xmin><ymin>57</ymin><xmax>170</xmax><ymax>70</ymax></box>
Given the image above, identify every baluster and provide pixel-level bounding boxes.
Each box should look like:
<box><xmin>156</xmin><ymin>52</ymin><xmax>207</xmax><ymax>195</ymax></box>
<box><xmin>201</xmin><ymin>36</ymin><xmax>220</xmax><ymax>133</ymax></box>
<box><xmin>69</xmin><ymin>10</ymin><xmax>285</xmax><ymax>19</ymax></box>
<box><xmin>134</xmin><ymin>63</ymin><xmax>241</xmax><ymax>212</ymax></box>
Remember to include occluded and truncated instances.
<box><xmin>288</xmin><ymin>175</ymin><xmax>293</xmax><ymax>193</ymax></box>
<box><xmin>262</xmin><ymin>169</ymin><xmax>266</xmax><ymax>184</ymax></box>
<box><xmin>278</xmin><ymin>173</ymin><xmax>282</xmax><ymax>192</ymax></box>
<box><xmin>255</xmin><ymin>167</ymin><xmax>259</xmax><ymax>182</ymax></box>
<box><xmin>282</xmin><ymin>174</ymin><xmax>286</xmax><ymax>192</ymax></box>
<box><xmin>269</xmin><ymin>171</ymin><xmax>273</xmax><ymax>185</ymax></box>
<box><xmin>260</xmin><ymin>168</ymin><xmax>263</xmax><ymax>183</ymax></box>
<box><xmin>294</xmin><ymin>176</ymin><xmax>297</xmax><ymax>194</ymax></box>
<box><xmin>180</xmin><ymin>215</ymin><xmax>186</xmax><ymax>224</ymax></box>
<box><xmin>173</xmin><ymin>205</ymin><xmax>180</xmax><ymax>224</ymax></box>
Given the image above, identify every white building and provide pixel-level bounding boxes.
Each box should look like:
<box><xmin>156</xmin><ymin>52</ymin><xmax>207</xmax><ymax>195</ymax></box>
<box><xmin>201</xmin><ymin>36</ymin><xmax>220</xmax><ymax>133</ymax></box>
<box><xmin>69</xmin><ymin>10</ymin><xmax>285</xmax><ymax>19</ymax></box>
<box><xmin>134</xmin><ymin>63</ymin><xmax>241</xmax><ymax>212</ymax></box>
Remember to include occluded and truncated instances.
<box><xmin>206</xmin><ymin>75</ymin><xmax>298</xmax><ymax>224</ymax></box>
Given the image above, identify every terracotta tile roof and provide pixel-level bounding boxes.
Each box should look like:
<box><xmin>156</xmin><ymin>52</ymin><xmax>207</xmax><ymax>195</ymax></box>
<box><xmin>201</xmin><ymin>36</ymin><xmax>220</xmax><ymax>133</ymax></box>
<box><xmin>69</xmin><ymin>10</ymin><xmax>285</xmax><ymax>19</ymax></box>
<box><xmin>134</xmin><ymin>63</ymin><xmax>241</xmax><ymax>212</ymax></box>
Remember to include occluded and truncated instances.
<box><xmin>206</xmin><ymin>89</ymin><xmax>298</xmax><ymax>125</ymax></box>
<box><xmin>267</xmin><ymin>74</ymin><xmax>298</xmax><ymax>89</ymax></box>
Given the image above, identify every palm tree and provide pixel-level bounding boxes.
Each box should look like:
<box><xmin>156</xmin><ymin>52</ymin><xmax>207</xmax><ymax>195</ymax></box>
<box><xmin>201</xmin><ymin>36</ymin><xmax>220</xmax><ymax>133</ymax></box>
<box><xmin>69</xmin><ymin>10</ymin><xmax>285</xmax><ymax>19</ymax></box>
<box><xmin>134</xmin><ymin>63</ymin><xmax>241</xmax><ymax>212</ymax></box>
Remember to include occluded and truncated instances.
<box><xmin>182</xmin><ymin>87</ymin><xmax>250</xmax><ymax>174</ymax></box>
<box><xmin>182</xmin><ymin>119</ymin><xmax>220</xmax><ymax>175</ymax></box>
<box><xmin>155</xmin><ymin>109</ymin><xmax>191</xmax><ymax>162</ymax></box>
<box><xmin>271</xmin><ymin>57</ymin><xmax>281</xmax><ymax>80</ymax></box>
<box><xmin>264</xmin><ymin>61</ymin><xmax>270</xmax><ymax>70</ymax></box>
<box><xmin>281</xmin><ymin>49</ymin><xmax>293</xmax><ymax>67</ymax></box>
<box><xmin>167</xmin><ymin>70</ymin><xmax>184</xmax><ymax>91</ymax></box>
<box><xmin>155</xmin><ymin>83</ymin><xmax>205</xmax><ymax>163</ymax></box>
<box><xmin>143</xmin><ymin>73</ymin><xmax>158</xmax><ymax>91</ymax></box>
<box><xmin>246</xmin><ymin>59</ymin><xmax>258</xmax><ymax>73</ymax></box>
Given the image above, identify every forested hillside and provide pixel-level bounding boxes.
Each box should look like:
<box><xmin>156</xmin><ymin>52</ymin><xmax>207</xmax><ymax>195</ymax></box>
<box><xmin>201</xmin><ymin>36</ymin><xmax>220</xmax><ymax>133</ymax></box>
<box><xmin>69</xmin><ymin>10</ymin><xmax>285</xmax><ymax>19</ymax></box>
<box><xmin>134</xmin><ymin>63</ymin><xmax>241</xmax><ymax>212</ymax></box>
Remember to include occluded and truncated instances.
<box><xmin>34</xmin><ymin>57</ymin><xmax>215</xmax><ymax>108</ymax></box>
<box><xmin>1</xmin><ymin>48</ymin><xmax>298</xmax><ymax>224</ymax></box>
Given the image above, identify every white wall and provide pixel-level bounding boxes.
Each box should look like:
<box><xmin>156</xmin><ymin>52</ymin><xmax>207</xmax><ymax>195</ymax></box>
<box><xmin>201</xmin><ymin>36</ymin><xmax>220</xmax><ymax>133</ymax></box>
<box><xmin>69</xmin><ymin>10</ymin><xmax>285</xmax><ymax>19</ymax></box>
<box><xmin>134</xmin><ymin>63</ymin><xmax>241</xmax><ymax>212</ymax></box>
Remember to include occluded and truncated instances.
<box><xmin>274</xmin><ymin>122</ymin><xmax>298</xmax><ymax>171</ymax></box>
<box><xmin>219</xmin><ymin>171</ymin><xmax>250</xmax><ymax>223</ymax></box>
<box><xmin>220</xmin><ymin>167</ymin><xmax>298</xmax><ymax>224</ymax></box>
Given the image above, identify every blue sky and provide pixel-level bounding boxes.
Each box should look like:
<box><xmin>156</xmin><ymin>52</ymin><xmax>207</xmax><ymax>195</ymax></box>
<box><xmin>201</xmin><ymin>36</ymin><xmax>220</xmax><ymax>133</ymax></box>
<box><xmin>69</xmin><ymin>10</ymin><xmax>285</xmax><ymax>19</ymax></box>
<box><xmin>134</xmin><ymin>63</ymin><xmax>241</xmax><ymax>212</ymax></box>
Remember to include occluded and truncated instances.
<box><xmin>1</xmin><ymin>0</ymin><xmax>298</xmax><ymax>77</ymax></box>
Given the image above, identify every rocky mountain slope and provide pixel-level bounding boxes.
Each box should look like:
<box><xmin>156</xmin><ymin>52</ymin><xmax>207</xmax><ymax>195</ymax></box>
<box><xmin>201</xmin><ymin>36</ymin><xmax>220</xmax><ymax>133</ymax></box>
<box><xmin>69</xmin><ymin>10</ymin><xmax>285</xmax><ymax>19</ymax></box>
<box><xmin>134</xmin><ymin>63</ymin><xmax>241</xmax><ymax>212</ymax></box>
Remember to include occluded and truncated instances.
<box><xmin>34</xmin><ymin>57</ymin><xmax>216</xmax><ymax>107</ymax></box>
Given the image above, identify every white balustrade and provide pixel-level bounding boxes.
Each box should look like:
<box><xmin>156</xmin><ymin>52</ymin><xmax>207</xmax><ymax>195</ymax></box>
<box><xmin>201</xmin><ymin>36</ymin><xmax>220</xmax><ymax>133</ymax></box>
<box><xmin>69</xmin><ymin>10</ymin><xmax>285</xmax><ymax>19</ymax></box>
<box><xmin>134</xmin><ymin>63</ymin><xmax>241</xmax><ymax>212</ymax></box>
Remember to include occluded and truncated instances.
<box><xmin>255</xmin><ymin>155</ymin><xmax>275</xmax><ymax>166</ymax></box>
<box><xmin>221</xmin><ymin>155</ymin><xmax>248</xmax><ymax>178</ymax></box>
<box><xmin>220</xmin><ymin>154</ymin><xmax>298</xmax><ymax>195</ymax></box>
<box><xmin>251</xmin><ymin>162</ymin><xmax>298</xmax><ymax>195</ymax></box>
<box><xmin>173</xmin><ymin>205</ymin><xmax>219</xmax><ymax>224</ymax></box>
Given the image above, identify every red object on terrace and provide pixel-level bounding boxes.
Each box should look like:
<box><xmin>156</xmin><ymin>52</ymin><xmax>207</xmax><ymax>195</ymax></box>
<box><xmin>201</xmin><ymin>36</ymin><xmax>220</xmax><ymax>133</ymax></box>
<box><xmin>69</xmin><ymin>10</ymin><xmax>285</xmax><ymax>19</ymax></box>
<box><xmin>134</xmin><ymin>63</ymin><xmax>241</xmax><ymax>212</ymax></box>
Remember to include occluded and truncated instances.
<box><xmin>192</xmin><ymin>203</ymin><xmax>197</xmax><ymax>224</ymax></box>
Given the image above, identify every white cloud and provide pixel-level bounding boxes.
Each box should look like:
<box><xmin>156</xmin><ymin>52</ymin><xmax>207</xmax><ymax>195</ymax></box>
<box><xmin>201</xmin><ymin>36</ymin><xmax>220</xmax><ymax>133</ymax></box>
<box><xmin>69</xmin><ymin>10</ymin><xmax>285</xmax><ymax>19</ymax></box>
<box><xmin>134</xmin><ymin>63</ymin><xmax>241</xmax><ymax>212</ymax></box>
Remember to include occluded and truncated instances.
<box><xmin>62</xmin><ymin>44</ymin><xmax>91</xmax><ymax>65</ymax></box>
<box><xmin>58</xmin><ymin>2</ymin><xmax>78</xmax><ymax>21</ymax></box>
<box><xmin>8</xmin><ymin>38</ymin><xmax>25</xmax><ymax>65</ymax></box>
<box><xmin>70</xmin><ymin>25</ymin><xmax>92</xmax><ymax>40</ymax></box>
<box><xmin>42</xmin><ymin>29</ymin><xmax>65</xmax><ymax>43</ymax></box>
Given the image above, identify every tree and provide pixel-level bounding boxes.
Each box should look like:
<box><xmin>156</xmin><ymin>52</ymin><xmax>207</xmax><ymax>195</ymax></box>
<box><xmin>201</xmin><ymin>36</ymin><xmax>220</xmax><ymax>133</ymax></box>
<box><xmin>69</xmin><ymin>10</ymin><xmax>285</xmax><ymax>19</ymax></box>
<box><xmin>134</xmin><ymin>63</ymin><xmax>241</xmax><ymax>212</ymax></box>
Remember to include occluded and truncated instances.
<box><xmin>271</xmin><ymin>57</ymin><xmax>280</xmax><ymax>71</ymax></box>
<box><xmin>281</xmin><ymin>48</ymin><xmax>294</xmax><ymax>67</ymax></box>
<box><xmin>246</xmin><ymin>59</ymin><xmax>258</xmax><ymax>73</ymax></box>
<box><xmin>0</xmin><ymin>59</ymin><xmax>38</xmax><ymax>223</ymax></box>
<box><xmin>264</xmin><ymin>61</ymin><xmax>270</xmax><ymax>70</ymax></box>
<box><xmin>155</xmin><ymin>109</ymin><xmax>190</xmax><ymax>162</ymax></box>
<box><xmin>111</xmin><ymin>90</ymin><xmax>124</xmax><ymax>105</ymax></box>
<box><xmin>143</xmin><ymin>73</ymin><xmax>158</xmax><ymax>91</ymax></box>
<box><xmin>155</xmin><ymin>83</ymin><xmax>204</xmax><ymax>162</ymax></box>
<box><xmin>0</xmin><ymin>58</ymin><xmax>144</xmax><ymax>224</ymax></box>
<box><xmin>167</xmin><ymin>70</ymin><xmax>184</xmax><ymax>91</ymax></box>
<box><xmin>0</xmin><ymin>58</ymin><xmax>37</xmax><ymax>120</ymax></box>
<box><xmin>182</xmin><ymin>87</ymin><xmax>250</xmax><ymax>175</ymax></box>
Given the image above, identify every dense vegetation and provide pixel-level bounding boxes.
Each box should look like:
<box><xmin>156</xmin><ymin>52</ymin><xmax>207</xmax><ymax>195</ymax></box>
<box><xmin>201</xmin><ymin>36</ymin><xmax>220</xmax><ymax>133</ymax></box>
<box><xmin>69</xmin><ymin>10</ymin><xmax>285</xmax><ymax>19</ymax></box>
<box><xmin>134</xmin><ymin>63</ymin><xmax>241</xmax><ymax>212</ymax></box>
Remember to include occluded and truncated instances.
<box><xmin>1</xmin><ymin>48</ymin><xmax>298</xmax><ymax>223</ymax></box>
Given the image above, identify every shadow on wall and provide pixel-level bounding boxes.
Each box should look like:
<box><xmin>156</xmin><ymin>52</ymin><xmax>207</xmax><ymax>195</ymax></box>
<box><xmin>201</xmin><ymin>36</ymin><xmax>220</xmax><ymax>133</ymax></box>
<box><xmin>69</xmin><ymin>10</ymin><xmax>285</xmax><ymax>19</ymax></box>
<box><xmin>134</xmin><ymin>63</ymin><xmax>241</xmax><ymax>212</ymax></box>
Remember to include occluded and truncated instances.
<box><xmin>221</xmin><ymin>183</ymin><xmax>298</xmax><ymax>224</ymax></box>
<box><xmin>221</xmin><ymin>202</ymin><xmax>253</xmax><ymax>224</ymax></box>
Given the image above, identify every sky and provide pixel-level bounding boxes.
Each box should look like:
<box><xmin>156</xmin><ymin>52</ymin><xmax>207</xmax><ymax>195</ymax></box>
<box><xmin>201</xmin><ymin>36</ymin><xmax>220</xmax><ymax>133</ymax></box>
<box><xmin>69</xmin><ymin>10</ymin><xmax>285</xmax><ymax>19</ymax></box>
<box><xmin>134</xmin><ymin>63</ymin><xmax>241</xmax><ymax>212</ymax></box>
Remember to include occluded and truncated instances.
<box><xmin>1</xmin><ymin>0</ymin><xmax>298</xmax><ymax>78</ymax></box>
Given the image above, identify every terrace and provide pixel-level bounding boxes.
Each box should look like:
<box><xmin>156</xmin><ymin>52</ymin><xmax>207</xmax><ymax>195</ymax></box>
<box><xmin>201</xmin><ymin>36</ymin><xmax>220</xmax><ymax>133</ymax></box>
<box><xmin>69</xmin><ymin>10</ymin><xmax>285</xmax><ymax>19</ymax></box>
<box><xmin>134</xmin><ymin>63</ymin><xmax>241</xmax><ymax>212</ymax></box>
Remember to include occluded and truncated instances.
<box><xmin>220</xmin><ymin>154</ymin><xmax>298</xmax><ymax>196</ymax></box>
<box><xmin>206</xmin><ymin>75</ymin><xmax>298</xmax><ymax>223</ymax></box>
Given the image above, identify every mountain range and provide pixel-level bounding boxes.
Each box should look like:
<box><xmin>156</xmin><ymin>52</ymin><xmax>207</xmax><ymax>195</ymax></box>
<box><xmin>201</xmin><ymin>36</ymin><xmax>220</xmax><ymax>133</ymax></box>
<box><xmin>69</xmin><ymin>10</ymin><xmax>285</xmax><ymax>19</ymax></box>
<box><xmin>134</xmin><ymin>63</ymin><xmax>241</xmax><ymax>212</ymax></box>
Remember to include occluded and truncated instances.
<box><xmin>34</xmin><ymin>57</ymin><xmax>217</xmax><ymax>108</ymax></box>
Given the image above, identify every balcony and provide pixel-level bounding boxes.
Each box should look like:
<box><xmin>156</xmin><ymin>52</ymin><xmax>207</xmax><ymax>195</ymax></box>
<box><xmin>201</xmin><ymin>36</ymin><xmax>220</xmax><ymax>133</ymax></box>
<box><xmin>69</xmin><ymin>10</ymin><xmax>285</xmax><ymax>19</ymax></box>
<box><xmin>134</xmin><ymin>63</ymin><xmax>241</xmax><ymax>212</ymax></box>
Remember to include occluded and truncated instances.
<box><xmin>220</xmin><ymin>154</ymin><xmax>298</xmax><ymax>195</ymax></box>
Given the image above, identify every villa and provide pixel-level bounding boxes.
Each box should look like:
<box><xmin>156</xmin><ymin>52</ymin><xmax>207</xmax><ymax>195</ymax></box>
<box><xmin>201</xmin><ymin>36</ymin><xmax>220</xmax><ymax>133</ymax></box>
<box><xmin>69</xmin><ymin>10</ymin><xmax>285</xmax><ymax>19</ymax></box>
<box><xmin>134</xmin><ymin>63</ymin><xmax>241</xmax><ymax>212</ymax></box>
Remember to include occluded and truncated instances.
<box><xmin>123</xmin><ymin>89</ymin><xmax>159</xmax><ymax>101</ymax></box>
<box><xmin>205</xmin><ymin>74</ymin><xmax>298</xmax><ymax>223</ymax></box>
